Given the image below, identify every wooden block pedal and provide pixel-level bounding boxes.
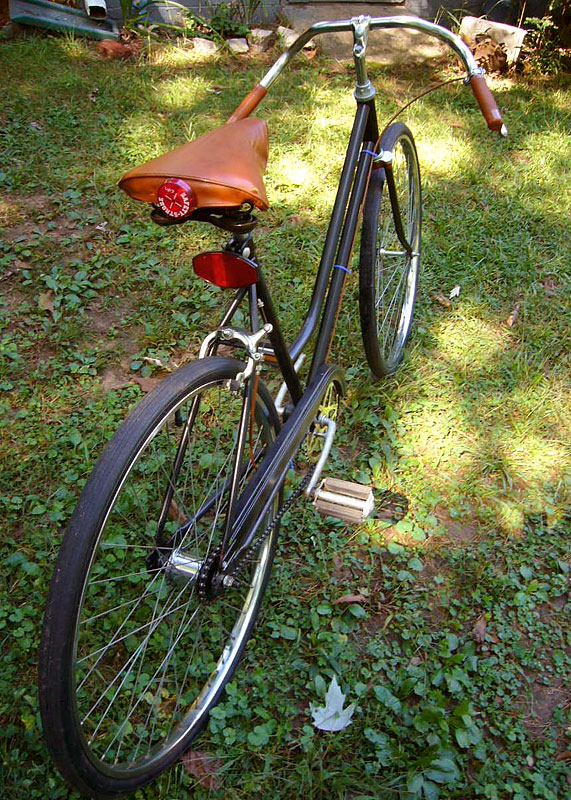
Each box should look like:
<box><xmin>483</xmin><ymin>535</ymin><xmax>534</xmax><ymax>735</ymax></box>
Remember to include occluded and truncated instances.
<box><xmin>313</xmin><ymin>478</ymin><xmax>374</xmax><ymax>524</ymax></box>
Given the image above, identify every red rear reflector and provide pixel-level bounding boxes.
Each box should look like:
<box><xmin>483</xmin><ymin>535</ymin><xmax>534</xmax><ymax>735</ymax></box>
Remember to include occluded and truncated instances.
<box><xmin>193</xmin><ymin>252</ymin><xmax>258</xmax><ymax>289</ymax></box>
<box><xmin>157</xmin><ymin>179</ymin><xmax>196</xmax><ymax>219</ymax></box>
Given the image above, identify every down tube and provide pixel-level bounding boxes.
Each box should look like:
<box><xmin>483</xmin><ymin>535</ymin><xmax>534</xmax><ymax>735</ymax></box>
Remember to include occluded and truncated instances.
<box><xmin>288</xmin><ymin>102</ymin><xmax>372</xmax><ymax>363</ymax></box>
<box><xmin>309</xmin><ymin>125</ymin><xmax>378</xmax><ymax>376</ymax></box>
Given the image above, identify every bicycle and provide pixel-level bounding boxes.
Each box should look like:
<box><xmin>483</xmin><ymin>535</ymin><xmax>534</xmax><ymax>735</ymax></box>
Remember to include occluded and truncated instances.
<box><xmin>39</xmin><ymin>15</ymin><xmax>505</xmax><ymax>798</ymax></box>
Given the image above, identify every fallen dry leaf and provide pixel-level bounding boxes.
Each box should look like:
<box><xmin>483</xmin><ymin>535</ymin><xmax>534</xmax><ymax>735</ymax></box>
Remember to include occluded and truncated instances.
<box><xmin>472</xmin><ymin>614</ymin><xmax>487</xmax><ymax>643</ymax></box>
<box><xmin>506</xmin><ymin>302</ymin><xmax>521</xmax><ymax>327</ymax></box>
<box><xmin>182</xmin><ymin>750</ymin><xmax>223</xmax><ymax>789</ymax></box>
<box><xmin>131</xmin><ymin>375</ymin><xmax>161</xmax><ymax>393</ymax></box>
<box><xmin>99</xmin><ymin>368</ymin><xmax>132</xmax><ymax>392</ymax></box>
<box><xmin>543</xmin><ymin>277</ymin><xmax>559</xmax><ymax>296</ymax></box>
<box><xmin>96</xmin><ymin>39</ymin><xmax>141</xmax><ymax>60</ymax></box>
<box><xmin>302</xmin><ymin>46</ymin><xmax>318</xmax><ymax>60</ymax></box>
<box><xmin>555</xmin><ymin>750</ymin><xmax>571</xmax><ymax>761</ymax></box>
<box><xmin>323</xmin><ymin>62</ymin><xmax>346</xmax><ymax>75</ymax></box>
<box><xmin>333</xmin><ymin>593</ymin><xmax>367</xmax><ymax>605</ymax></box>
<box><xmin>434</xmin><ymin>293</ymin><xmax>452</xmax><ymax>308</ymax></box>
<box><xmin>168</xmin><ymin>499</ymin><xmax>187</xmax><ymax>525</ymax></box>
<box><xmin>38</xmin><ymin>291</ymin><xmax>55</xmax><ymax>314</ymax></box>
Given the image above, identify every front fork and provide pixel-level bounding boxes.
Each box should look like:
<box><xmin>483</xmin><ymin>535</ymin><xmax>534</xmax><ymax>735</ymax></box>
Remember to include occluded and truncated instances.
<box><xmin>352</xmin><ymin>15</ymin><xmax>412</xmax><ymax>257</ymax></box>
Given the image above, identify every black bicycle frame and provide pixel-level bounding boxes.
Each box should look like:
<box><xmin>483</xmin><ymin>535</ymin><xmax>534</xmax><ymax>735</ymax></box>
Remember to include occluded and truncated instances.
<box><xmin>165</xmin><ymin>11</ymin><xmax>490</xmax><ymax>580</ymax></box>
<box><xmin>210</xmin><ymin>97</ymin><xmax>382</xmax><ymax>575</ymax></box>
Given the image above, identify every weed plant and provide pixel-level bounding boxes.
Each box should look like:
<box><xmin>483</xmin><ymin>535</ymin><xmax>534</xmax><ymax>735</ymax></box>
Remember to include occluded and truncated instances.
<box><xmin>0</xmin><ymin>34</ymin><xmax>569</xmax><ymax>800</ymax></box>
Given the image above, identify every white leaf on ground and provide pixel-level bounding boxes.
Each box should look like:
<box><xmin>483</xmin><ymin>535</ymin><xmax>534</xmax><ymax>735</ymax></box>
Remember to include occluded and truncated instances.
<box><xmin>310</xmin><ymin>676</ymin><xmax>355</xmax><ymax>732</ymax></box>
<box><xmin>449</xmin><ymin>285</ymin><xmax>461</xmax><ymax>299</ymax></box>
<box><xmin>506</xmin><ymin>302</ymin><xmax>521</xmax><ymax>327</ymax></box>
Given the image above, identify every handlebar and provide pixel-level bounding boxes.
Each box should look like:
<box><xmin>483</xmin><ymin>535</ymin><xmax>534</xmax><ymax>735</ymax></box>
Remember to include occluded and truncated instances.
<box><xmin>468</xmin><ymin>73</ymin><xmax>505</xmax><ymax>133</ymax></box>
<box><xmin>227</xmin><ymin>15</ymin><xmax>507</xmax><ymax>136</ymax></box>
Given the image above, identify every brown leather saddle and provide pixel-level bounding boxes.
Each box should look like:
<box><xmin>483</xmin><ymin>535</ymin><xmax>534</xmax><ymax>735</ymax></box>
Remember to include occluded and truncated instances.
<box><xmin>119</xmin><ymin>117</ymin><xmax>269</xmax><ymax>212</ymax></box>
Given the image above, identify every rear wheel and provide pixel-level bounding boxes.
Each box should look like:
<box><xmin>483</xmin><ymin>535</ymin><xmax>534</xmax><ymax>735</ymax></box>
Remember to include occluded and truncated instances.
<box><xmin>39</xmin><ymin>357</ymin><xmax>280</xmax><ymax>798</ymax></box>
<box><xmin>359</xmin><ymin>123</ymin><xmax>422</xmax><ymax>377</ymax></box>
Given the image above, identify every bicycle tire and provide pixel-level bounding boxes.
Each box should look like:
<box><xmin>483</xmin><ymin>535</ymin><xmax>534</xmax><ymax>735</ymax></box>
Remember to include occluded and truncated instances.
<box><xmin>39</xmin><ymin>356</ymin><xmax>280</xmax><ymax>798</ymax></box>
<box><xmin>359</xmin><ymin>122</ymin><xmax>422</xmax><ymax>377</ymax></box>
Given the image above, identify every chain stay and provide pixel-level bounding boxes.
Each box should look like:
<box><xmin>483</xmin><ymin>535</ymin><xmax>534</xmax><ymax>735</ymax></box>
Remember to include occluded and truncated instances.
<box><xmin>198</xmin><ymin>467</ymin><xmax>315</xmax><ymax>600</ymax></box>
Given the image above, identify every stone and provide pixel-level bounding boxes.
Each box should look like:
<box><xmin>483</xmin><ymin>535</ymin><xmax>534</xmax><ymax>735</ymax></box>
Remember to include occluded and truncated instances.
<box><xmin>249</xmin><ymin>27</ymin><xmax>273</xmax><ymax>50</ymax></box>
<box><xmin>191</xmin><ymin>37</ymin><xmax>220</xmax><ymax>55</ymax></box>
<box><xmin>277</xmin><ymin>23</ymin><xmax>316</xmax><ymax>51</ymax></box>
<box><xmin>277</xmin><ymin>25</ymin><xmax>297</xmax><ymax>48</ymax></box>
<box><xmin>227</xmin><ymin>37</ymin><xmax>249</xmax><ymax>54</ymax></box>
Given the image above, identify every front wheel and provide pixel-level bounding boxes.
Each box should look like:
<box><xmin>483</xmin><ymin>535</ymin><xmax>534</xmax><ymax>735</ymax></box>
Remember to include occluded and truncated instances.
<box><xmin>39</xmin><ymin>357</ymin><xmax>280</xmax><ymax>798</ymax></box>
<box><xmin>359</xmin><ymin>122</ymin><xmax>422</xmax><ymax>377</ymax></box>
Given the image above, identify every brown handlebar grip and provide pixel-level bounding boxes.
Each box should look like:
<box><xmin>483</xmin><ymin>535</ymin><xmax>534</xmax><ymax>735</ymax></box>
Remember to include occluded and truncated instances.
<box><xmin>227</xmin><ymin>84</ymin><xmax>268</xmax><ymax>124</ymax></box>
<box><xmin>469</xmin><ymin>74</ymin><xmax>505</xmax><ymax>133</ymax></box>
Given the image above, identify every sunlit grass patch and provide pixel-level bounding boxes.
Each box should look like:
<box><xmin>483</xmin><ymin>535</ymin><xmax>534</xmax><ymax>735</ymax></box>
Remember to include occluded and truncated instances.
<box><xmin>1</xmin><ymin>35</ymin><xmax>570</xmax><ymax>800</ymax></box>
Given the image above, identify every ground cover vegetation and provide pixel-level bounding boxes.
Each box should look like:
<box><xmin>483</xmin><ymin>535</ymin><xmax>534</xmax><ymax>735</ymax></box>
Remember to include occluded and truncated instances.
<box><xmin>0</xmin><ymin>31</ymin><xmax>569</xmax><ymax>800</ymax></box>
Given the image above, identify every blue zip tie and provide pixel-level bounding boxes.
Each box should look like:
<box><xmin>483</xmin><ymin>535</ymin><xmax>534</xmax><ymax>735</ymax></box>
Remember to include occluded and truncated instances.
<box><xmin>334</xmin><ymin>264</ymin><xmax>351</xmax><ymax>274</ymax></box>
<box><xmin>361</xmin><ymin>149</ymin><xmax>377</xmax><ymax>158</ymax></box>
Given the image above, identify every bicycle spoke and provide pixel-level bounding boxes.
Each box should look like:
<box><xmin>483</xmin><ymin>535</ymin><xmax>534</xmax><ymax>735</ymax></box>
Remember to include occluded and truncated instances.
<box><xmin>53</xmin><ymin>368</ymin><xmax>279</xmax><ymax>780</ymax></box>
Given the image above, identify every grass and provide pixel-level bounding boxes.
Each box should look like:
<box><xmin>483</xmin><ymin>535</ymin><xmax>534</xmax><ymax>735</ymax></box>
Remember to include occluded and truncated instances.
<box><xmin>1</xmin><ymin>31</ymin><xmax>570</xmax><ymax>800</ymax></box>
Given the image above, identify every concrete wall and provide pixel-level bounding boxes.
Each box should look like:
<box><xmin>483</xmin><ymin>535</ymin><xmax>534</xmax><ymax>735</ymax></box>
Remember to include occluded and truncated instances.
<box><xmin>107</xmin><ymin>0</ymin><xmax>548</xmax><ymax>28</ymax></box>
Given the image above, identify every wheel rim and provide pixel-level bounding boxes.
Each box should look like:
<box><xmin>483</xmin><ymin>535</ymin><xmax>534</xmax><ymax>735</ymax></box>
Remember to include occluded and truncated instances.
<box><xmin>72</xmin><ymin>378</ymin><xmax>275</xmax><ymax>777</ymax></box>
<box><xmin>375</xmin><ymin>134</ymin><xmax>421</xmax><ymax>365</ymax></box>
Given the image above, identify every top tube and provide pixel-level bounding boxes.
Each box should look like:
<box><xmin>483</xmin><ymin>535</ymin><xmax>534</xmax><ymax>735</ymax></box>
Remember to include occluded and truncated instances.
<box><xmin>259</xmin><ymin>16</ymin><xmax>481</xmax><ymax>90</ymax></box>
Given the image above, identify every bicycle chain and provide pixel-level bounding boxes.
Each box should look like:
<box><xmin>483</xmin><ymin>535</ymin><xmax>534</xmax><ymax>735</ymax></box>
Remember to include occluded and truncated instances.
<box><xmin>233</xmin><ymin>467</ymin><xmax>315</xmax><ymax>579</ymax></box>
<box><xmin>198</xmin><ymin>467</ymin><xmax>315</xmax><ymax>600</ymax></box>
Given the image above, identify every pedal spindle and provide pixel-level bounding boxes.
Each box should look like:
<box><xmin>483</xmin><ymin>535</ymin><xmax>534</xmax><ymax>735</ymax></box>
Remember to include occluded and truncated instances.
<box><xmin>313</xmin><ymin>478</ymin><xmax>374</xmax><ymax>524</ymax></box>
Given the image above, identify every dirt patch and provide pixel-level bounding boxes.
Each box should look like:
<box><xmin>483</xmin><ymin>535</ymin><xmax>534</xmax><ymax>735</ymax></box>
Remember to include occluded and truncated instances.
<box><xmin>330</xmin><ymin>552</ymin><xmax>355</xmax><ymax>585</ymax></box>
<box><xmin>87</xmin><ymin>298</ymin><xmax>141</xmax><ymax>358</ymax></box>
<box><xmin>0</xmin><ymin>193</ymin><xmax>54</xmax><ymax>230</ymax></box>
<box><xmin>0</xmin><ymin>283</ymin><xmax>27</xmax><ymax>318</ymax></box>
<box><xmin>435</xmin><ymin>505</ymin><xmax>479</xmax><ymax>544</ymax></box>
<box><xmin>521</xmin><ymin>677</ymin><xmax>569</xmax><ymax>741</ymax></box>
<box><xmin>98</xmin><ymin>366</ymin><xmax>134</xmax><ymax>392</ymax></box>
<box><xmin>1</xmin><ymin>192</ymin><xmax>111</xmax><ymax>248</ymax></box>
<box><xmin>363</xmin><ymin>608</ymin><xmax>394</xmax><ymax>638</ymax></box>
